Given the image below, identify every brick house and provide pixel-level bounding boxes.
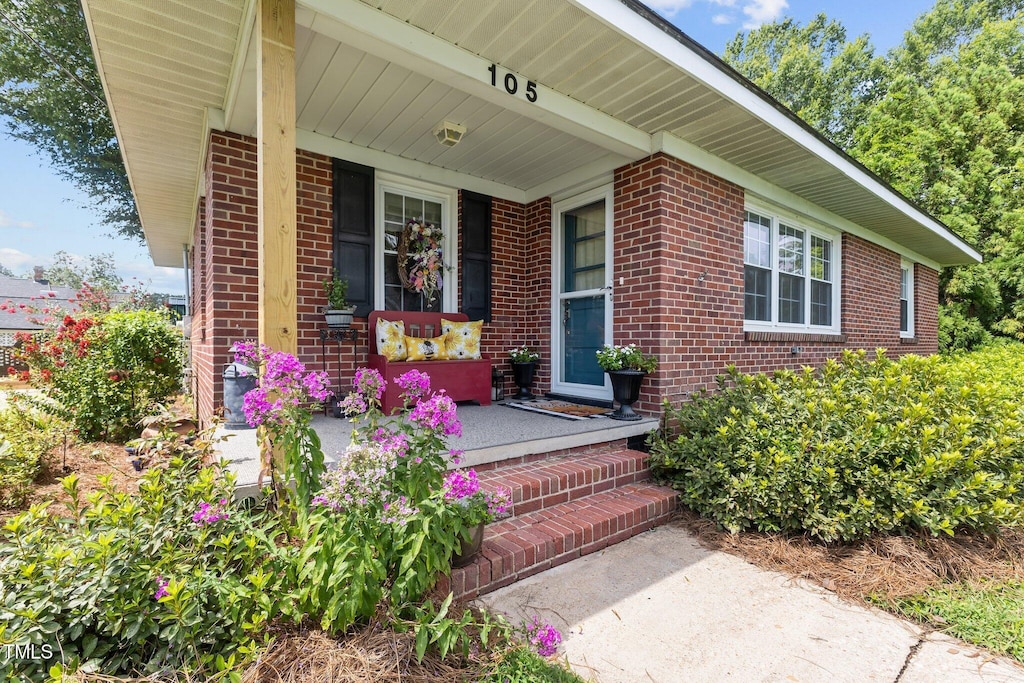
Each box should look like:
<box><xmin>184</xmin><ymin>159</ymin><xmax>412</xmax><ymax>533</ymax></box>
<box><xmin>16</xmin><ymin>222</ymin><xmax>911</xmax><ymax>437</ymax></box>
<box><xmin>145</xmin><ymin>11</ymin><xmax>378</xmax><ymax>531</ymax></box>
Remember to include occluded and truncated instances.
<box><xmin>82</xmin><ymin>0</ymin><xmax>979</xmax><ymax>425</ymax></box>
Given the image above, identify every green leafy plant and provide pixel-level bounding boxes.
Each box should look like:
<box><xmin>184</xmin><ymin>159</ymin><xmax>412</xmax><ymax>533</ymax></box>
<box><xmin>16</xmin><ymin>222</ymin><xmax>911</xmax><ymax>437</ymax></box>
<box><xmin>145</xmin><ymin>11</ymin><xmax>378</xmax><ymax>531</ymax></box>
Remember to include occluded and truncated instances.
<box><xmin>321</xmin><ymin>271</ymin><xmax>351</xmax><ymax>310</ymax></box>
<box><xmin>650</xmin><ymin>348</ymin><xmax>1024</xmax><ymax>542</ymax></box>
<box><xmin>0</xmin><ymin>405</ymin><xmax>56</xmax><ymax>508</ymax></box>
<box><xmin>508</xmin><ymin>346</ymin><xmax>540</xmax><ymax>363</ymax></box>
<box><xmin>15</xmin><ymin>308</ymin><xmax>184</xmax><ymax>442</ymax></box>
<box><xmin>292</xmin><ymin>367</ymin><xmax>466</xmax><ymax>632</ymax></box>
<box><xmin>595</xmin><ymin>344</ymin><xmax>657</xmax><ymax>373</ymax></box>
<box><xmin>0</xmin><ymin>429</ymin><xmax>290</xmax><ymax>679</ymax></box>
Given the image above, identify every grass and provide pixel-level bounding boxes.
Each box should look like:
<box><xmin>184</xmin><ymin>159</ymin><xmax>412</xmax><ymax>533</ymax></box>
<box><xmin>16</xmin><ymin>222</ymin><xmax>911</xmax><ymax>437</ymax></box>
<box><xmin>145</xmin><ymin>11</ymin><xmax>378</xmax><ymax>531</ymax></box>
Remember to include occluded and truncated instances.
<box><xmin>483</xmin><ymin>647</ymin><xmax>586</xmax><ymax>683</ymax></box>
<box><xmin>890</xmin><ymin>580</ymin><xmax>1024</xmax><ymax>663</ymax></box>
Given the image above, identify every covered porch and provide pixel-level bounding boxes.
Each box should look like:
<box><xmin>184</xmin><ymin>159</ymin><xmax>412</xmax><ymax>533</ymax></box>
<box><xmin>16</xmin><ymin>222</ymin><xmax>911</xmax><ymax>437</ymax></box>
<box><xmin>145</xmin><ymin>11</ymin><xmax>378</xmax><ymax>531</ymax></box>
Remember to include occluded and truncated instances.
<box><xmin>220</xmin><ymin>400</ymin><xmax>658</xmax><ymax>499</ymax></box>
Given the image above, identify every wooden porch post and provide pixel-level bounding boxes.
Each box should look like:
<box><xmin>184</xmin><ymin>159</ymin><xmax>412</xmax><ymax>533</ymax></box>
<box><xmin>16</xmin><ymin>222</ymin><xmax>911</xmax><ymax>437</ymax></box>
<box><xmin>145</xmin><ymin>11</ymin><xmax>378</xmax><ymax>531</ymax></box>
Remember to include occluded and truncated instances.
<box><xmin>256</xmin><ymin>0</ymin><xmax>297</xmax><ymax>355</ymax></box>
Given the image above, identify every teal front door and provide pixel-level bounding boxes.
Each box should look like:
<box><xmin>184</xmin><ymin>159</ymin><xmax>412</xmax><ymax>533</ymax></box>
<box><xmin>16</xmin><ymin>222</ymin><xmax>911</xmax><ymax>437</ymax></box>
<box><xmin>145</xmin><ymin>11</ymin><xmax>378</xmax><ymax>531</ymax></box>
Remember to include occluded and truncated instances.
<box><xmin>552</xmin><ymin>190</ymin><xmax>612</xmax><ymax>400</ymax></box>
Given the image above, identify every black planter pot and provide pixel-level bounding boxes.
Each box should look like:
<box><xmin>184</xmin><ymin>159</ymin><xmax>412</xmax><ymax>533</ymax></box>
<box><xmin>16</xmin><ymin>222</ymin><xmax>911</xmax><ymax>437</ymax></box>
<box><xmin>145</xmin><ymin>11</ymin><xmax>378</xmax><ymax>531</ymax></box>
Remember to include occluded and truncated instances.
<box><xmin>607</xmin><ymin>369</ymin><xmax>645</xmax><ymax>421</ymax></box>
<box><xmin>452</xmin><ymin>521</ymin><xmax>485</xmax><ymax>567</ymax></box>
<box><xmin>510</xmin><ymin>361</ymin><xmax>537</xmax><ymax>400</ymax></box>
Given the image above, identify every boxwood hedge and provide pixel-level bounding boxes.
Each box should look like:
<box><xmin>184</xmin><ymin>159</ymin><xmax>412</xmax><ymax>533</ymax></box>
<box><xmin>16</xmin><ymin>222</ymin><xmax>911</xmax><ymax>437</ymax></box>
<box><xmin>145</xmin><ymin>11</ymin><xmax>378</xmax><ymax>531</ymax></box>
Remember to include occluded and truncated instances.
<box><xmin>650</xmin><ymin>348</ymin><xmax>1024</xmax><ymax>541</ymax></box>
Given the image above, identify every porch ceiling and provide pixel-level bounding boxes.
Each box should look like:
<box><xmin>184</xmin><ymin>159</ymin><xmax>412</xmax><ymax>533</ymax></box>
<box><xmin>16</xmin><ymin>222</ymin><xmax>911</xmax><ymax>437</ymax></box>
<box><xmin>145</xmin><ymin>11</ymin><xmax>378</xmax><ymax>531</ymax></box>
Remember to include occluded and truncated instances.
<box><xmin>82</xmin><ymin>0</ymin><xmax>980</xmax><ymax>269</ymax></box>
<box><xmin>226</xmin><ymin>25</ymin><xmax>629</xmax><ymax>195</ymax></box>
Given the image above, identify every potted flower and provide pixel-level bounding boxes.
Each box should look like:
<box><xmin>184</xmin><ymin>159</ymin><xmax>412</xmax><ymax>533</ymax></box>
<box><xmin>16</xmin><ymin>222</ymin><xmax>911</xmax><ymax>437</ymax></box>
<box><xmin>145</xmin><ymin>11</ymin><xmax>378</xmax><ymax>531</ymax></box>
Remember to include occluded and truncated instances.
<box><xmin>595</xmin><ymin>344</ymin><xmax>658</xmax><ymax>421</ymax></box>
<box><xmin>443</xmin><ymin>469</ymin><xmax>511</xmax><ymax>567</ymax></box>
<box><xmin>322</xmin><ymin>272</ymin><xmax>355</xmax><ymax>328</ymax></box>
<box><xmin>508</xmin><ymin>346</ymin><xmax>540</xmax><ymax>400</ymax></box>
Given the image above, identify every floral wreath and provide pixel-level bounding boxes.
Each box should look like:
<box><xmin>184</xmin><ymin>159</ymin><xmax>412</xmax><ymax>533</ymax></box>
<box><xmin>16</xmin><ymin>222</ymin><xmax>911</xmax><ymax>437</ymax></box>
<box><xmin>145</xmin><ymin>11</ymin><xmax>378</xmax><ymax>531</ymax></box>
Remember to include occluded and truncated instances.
<box><xmin>397</xmin><ymin>218</ymin><xmax>446</xmax><ymax>306</ymax></box>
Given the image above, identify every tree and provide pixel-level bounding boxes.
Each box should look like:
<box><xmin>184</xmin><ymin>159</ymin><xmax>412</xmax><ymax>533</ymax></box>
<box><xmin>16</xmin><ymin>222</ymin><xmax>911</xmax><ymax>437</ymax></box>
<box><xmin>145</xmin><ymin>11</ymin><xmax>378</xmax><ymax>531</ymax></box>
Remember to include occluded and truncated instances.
<box><xmin>722</xmin><ymin>1</ymin><xmax>1024</xmax><ymax>350</ymax></box>
<box><xmin>722</xmin><ymin>14</ymin><xmax>882</xmax><ymax>150</ymax></box>
<box><xmin>45</xmin><ymin>250</ymin><xmax>121</xmax><ymax>292</ymax></box>
<box><xmin>0</xmin><ymin>0</ymin><xmax>141</xmax><ymax>240</ymax></box>
<box><xmin>853</xmin><ymin>1</ymin><xmax>1024</xmax><ymax>348</ymax></box>
<box><xmin>0</xmin><ymin>263</ymin><xmax>14</xmax><ymax>277</ymax></box>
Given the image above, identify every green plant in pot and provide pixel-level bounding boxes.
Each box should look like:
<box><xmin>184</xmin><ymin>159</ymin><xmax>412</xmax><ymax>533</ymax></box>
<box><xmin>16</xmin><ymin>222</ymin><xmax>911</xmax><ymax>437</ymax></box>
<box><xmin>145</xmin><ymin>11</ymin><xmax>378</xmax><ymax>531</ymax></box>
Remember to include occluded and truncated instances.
<box><xmin>596</xmin><ymin>343</ymin><xmax>657</xmax><ymax>421</ymax></box>
<box><xmin>322</xmin><ymin>272</ymin><xmax>355</xmax><ymax>328</ymax></box>
<box><xmin>508</xmin><ymin>346</ymin><xmax>540</xmax><ymax>400</ymax></box>
<box><xmin>443</xmin><ymin>468</ymin><xmax>511</xmax><ymax>567</ymax></box>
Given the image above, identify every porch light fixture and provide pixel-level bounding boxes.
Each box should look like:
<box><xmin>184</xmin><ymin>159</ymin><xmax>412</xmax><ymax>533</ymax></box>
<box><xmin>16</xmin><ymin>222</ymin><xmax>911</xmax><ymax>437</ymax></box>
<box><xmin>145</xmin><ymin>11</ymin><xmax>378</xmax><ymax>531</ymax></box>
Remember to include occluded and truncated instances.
<box><xmin>433</xmin><ymin>120</ymin><xmax>466</xmax><ymax>147</ymax></box>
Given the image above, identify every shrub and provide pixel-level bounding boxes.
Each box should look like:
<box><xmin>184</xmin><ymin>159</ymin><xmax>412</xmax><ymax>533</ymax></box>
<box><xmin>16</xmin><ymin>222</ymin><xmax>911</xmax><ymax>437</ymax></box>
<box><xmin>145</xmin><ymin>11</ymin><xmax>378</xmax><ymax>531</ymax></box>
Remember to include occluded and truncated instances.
<box><xmin>650</xmin><ymin>349</ymin><xmax>1024</xmax><ymax>542</ymax></box>
<box><xmin>0</xmin><ymin>433</ymin><xmax>289</xmax><ymax>680</ymax></box>
<box><xmin>17</xmin><ymin>309</ymin><xmax>184</xmax><ymax>442</ymax></box>
<box><xmin>0</xmin><ymin>406</ymin><xmax>57</xmax><ymax>508</ymax></box>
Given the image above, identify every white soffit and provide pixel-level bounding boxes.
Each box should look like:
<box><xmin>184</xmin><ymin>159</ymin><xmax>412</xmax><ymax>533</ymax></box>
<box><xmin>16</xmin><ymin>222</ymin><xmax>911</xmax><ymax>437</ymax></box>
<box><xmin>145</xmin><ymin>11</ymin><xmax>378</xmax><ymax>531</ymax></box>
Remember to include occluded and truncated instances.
<box><xmin>85</xmin><ymin>0</ymin><xmax>979</xmax><ymax>269</ymax></box>
<box><xmin>353</xmin><ymin>0</ymin><xmax>979</xmax><ymax>265</ymax></box>
<box><xmin>225</xmin><ymin>22</ymin><xmax>632</xmax><ymax>200</ymax></box>
<box><xmin>82</xmin><ymin>0</ymin><xmax>246</xmax><ymax>267</ymax></box>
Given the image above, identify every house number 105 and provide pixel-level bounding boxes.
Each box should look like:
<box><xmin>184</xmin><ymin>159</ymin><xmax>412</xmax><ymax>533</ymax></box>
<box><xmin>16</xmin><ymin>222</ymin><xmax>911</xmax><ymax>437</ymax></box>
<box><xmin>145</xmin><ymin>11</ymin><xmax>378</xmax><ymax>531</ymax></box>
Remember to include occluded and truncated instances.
<box><xmin>488</xmin><ymin>63</ymin><xmax>538</xmax><ymax>102</ymax></box>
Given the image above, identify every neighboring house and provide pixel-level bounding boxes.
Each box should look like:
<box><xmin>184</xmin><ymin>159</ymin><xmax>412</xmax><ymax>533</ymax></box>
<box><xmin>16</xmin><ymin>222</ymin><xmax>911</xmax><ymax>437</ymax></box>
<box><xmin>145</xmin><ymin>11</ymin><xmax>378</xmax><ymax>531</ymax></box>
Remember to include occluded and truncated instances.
<box><xmin>0</xmin><ymin>274</ymin><xmax>80</xmax><ymax>369</ymax></box>
<box><xmin>80</xmin><ymin>0</ymin><xmax>979</xmax><ymax>424</ymax></box>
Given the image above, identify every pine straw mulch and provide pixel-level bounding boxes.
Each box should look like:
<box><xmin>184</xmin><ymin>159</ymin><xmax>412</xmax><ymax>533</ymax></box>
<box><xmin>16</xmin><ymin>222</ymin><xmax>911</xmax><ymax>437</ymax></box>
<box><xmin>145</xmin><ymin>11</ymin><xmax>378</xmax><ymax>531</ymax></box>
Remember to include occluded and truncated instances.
<box><xmin>673</xmin><ymin>508</ymin><xmax>1024</xmax><ymax>602</ymax></box>
<box><xmin>67</xmin><ymin>623</ymin><xmax>490</xmax><ymax>683</ymax></box>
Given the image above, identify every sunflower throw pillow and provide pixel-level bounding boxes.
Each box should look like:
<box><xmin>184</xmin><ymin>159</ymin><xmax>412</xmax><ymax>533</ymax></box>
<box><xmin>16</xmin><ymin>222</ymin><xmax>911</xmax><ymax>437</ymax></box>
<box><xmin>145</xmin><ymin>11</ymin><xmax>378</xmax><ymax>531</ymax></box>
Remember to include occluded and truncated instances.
<box><xmin>441</xmin><ymin>318</ymin><xmax>483</xmax><ymax>359</ymax></box>
<box><xmin>405</xmin><ymin>334</ymin><xmax>449</xmax><ymax>361</ymax></box>
<box><xmin>375</xmin><ymin>318</ymin><xmax>407</xmax><ymax>361</ymax></box>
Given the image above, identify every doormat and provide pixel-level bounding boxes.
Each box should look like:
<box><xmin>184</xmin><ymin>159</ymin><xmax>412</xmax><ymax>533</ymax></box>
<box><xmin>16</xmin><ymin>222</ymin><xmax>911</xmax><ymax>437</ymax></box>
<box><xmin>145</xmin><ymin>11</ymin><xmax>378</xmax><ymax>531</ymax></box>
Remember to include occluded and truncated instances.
<box><xmin>504</xmin><ymin>399</ymin><xmax>612</xmax><ymax>421</ymax></box>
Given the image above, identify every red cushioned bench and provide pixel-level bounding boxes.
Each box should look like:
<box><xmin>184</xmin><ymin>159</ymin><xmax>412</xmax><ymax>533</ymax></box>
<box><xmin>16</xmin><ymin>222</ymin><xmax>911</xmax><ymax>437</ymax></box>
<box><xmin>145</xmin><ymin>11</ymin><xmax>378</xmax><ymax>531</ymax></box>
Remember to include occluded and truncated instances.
<box><xmin>368</xmin><ymin>310</ymin><xmax>492</xmax><ymax>414</ymax></box>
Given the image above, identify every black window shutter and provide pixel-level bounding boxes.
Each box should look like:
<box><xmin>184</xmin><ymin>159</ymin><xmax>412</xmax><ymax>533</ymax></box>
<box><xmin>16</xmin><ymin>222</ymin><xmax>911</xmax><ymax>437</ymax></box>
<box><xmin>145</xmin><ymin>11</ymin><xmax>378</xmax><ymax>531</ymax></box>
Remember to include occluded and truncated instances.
<box><xmin>332</xmin><ymin>159</ymin><xmax>374</xmax><ymax>317</ymax></box>
<box><xmin>461</xmin><ymin>191</ymin><xmax>492</xmax><ymax>322</ymax></box>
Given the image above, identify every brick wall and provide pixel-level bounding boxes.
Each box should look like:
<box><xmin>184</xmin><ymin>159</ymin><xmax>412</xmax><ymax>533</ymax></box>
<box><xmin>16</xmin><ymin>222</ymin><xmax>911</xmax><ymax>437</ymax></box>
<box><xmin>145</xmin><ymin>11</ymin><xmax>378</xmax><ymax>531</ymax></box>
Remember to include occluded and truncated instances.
<box><xmin>613</xmin><ymin>153</ymin><xmax>939</xmax><ymax>412</ymax></box>
<box><xmin>191</xmin><ymin>137</ymin><xmax>939</xmax><ymax>422</ymax></box>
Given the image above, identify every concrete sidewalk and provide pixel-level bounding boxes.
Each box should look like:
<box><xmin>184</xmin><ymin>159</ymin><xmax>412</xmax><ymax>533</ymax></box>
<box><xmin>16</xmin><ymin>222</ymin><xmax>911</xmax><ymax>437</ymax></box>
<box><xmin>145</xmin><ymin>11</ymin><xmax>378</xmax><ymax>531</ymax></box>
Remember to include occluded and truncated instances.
<box><xmin>479</xmin><ymin>521</ymin><xmax>1024</xmax><ymax>683</ymax></box>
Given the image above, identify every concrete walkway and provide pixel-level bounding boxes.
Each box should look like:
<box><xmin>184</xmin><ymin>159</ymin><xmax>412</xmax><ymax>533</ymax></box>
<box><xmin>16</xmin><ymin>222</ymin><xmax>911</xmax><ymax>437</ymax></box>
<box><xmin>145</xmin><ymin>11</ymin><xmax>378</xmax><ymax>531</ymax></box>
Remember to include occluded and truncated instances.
<box><xmin>479</xmin><ymin>521</ymin><xmax>1024</xmax><ymax>683</ymax></box>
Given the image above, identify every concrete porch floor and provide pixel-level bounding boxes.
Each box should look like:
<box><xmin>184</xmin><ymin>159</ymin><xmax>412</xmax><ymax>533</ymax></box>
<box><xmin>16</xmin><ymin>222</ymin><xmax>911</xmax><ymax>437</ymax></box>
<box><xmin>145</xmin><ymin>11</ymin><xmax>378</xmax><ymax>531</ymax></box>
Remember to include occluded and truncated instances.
<box><xmin>218</xmin><ymin>401</ymin><xmax>658</xmax><ymax>498</ymax></box>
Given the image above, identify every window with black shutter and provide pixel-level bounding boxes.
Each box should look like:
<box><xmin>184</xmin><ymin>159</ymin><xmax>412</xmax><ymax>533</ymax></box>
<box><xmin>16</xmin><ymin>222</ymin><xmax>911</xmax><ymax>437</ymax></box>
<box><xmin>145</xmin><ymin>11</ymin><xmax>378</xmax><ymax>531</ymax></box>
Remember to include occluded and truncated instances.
<box><xmin>461</xmin><ymin>191</ymin><xmax>492</xmax><ymax>322</ymax></box>
<box><xmin>332</xmin><ymin>159</ymin><xmax>374</xmax><ymax>317</ymax></box>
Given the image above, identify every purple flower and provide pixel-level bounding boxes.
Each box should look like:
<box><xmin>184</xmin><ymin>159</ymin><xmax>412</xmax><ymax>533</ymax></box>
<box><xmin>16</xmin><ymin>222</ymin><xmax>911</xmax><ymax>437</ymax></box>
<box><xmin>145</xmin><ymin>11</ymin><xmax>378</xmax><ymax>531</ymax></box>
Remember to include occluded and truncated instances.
<box><xmin>193</xmin><ymin>500</ymin><xmax>230</xmax><ymax>526</ymax></box>
<box><xmin>371</xmin><ymin>428</ymin><xmax>409</xmax><ymax>457</ymax></box>
<box><xmin>449</xmin><ymin>448</ymin><xmax>464</xmax><ymax>465</ymax></box>
<box><xmin>338</xmin><ymin>392</ymin><xmax>368</xmax><ymax>416</ymax></box>
<box><xmin>154</xmin><ymin>576</ymin><xmax>170</xmax><ymax>601</ymax></box>
<box><xmin>525</xmin><ymin>617</ymin><xmax>562</xmax><ymax>657</ymax></box>
<box><xmin>354</xmin><ymin>367</ymin><xmax>385</xmax><ymax>401</ymax></box>
<box><xmin>443</xmin><ymin>469</ymin><xmax>481</xmax><ymax>500</ymax></box>
<box><xmin>409</xmin><ymin>392</ymin><xmax>461</xmax><ymax>436</ymax></box>
<box><xmin>394</xmin><ymin>369</ymin><xmax>431</xmax><ymax>403</ymax></box>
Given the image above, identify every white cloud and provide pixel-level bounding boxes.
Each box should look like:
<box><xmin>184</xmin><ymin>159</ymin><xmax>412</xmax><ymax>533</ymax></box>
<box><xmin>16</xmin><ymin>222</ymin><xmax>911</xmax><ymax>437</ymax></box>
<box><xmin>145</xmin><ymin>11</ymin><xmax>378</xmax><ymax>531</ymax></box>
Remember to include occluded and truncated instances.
<box><xmin>120</xmin><ymin>261</ymin><xmax>186</xmax><ymax>295</ymax></box>
<box><xmin>711</xmin><ymin>12</ymin><xmax>734</xmax><ymax>24</ymax></box>
<box><xmin>0</xmin><ymin>247</ymin><xmax>35</xmax><ymax>272</ymax></box>
<box><xmin>741</xmin><ymin>0</ymin><xmax>788</xmax><ymax>29</ymax></box>
<box><xmin>0</xmin><ymin>210</ymin><xmax>35</xmax><ymax>230</ymax></box>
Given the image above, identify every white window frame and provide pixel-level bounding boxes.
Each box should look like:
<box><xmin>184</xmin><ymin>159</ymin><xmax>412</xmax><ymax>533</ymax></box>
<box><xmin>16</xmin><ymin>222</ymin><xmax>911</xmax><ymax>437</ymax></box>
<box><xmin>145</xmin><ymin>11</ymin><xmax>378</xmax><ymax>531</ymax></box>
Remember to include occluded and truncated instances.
<box><xmin>900</xmin><ymin>259</ymin><xmax>915</xmax><ymax>338</ymax></box>
<box><xmin>374</xmin><ymin>173</ymin><xmax>458</xmax><ymax>313</ymax></box>
<box><xmin>743</xmin><ymin>203</ymin><xmax>842</xmax><ymax>335</ymax></box>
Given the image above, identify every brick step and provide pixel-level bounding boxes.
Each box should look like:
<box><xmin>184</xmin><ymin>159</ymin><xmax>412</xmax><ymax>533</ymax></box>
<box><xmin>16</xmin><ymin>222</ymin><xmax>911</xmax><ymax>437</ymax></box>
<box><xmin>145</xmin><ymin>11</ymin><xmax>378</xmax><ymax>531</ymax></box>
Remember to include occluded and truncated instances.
<box><xmin>476</xmin><ymin>449</ymin><xmax>652</xmax><ymax>518</ymax></box>
<box><xmin>444</xmin><ymin>481</ymin><xmax>677</xmax><ymax>599</ymax></box>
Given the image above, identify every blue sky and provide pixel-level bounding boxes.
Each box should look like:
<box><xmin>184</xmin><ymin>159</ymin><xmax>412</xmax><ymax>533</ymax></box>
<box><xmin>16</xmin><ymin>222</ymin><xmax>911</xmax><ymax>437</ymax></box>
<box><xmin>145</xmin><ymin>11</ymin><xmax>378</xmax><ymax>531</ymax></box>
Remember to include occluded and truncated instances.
<box><xmin>0</xmin><ymin>0</ymin><xmax>938</xmax><ymax>296</ymax></box>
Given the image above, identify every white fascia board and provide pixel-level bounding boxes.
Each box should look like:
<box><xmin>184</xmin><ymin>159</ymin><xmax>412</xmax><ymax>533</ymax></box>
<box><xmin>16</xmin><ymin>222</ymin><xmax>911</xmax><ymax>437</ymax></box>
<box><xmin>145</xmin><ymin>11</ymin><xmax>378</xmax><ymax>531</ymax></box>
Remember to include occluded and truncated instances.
<box><xmin>223</xmin><ymin>0</ymin><xmax>257</xmax><ymax>128</ymax></box>
<box><xmin>655</xmin><ymin>132</ymin><xmax>947</xmax><ymax>271</ymax></box>
<box><xmin>298</xmin><ymin>0</ymin><xmax>652</xmax><ymax>160</ymax></box>
<box><xmin>297</xmin><ymin>129</ymin><xmax>527</xmax><ymax>204</ymax></box>
<box><xmin>571</xmin><ymin>0</ymin><xmax>980</xmax><ymax>265</ymax></box>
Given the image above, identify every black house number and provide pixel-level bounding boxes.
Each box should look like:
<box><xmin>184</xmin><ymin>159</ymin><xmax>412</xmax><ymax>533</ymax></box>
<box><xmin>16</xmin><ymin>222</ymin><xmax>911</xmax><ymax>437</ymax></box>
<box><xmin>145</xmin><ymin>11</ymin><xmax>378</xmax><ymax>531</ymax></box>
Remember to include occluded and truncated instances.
<box><xmin>488</xmin><ymin>63</ymin><xmax>538</xmax><ymax>102</ymax></box>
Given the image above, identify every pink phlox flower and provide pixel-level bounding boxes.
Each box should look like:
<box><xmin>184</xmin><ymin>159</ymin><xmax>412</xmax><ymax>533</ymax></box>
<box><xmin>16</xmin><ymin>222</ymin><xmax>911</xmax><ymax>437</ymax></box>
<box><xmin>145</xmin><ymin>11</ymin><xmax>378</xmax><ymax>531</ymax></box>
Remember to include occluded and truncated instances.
<box><xmin>443</xmin><ymin>469</ymin><xmax>481</xmax><ymax>501</ymax></box>
<box><xmin>338</xmin><ymin>392</ymin><xmax>368</xmax><ymax>416</ymax></box>
<box><xmin>525</xmin><ymin>617</ymin><xmax>562</xmax><ymax>657</ymax></box>
<box><xmin>371</xmin><ymin>428</ymin><xmax>409</xmax><ymax>457</ymax></box>
<box><xmin>394</xmin><ymin>369</ymin><xmax>431</xmax><ymax>403</ymax></box>
<box><xmin>449</xmin><ymin>449</ymin><xmax>464</xmax><ymax>465</ymax></box>
<box><xmin>354</xmin><ymin>367</ymin><xmax>385</xmax><ymax>401</ymax></box>
<box><xmin>409</xmin><ymin>391</ymin><xmax>461</xmax><ymax>436</ymax></box>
